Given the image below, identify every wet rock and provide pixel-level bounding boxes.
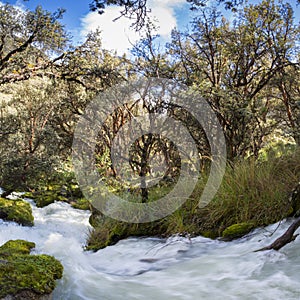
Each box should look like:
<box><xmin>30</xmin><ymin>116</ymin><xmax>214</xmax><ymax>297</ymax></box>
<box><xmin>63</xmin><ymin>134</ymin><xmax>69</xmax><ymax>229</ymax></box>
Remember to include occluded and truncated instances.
<box><xmin>221</xmin><ymin>222</ymin><xmax>254</xmax><ymax>240</ymax></box>
<box><xmin>0</xmin><ymin>240</ymin><xmax>63</xmax><ymax>300</ymax></box>
<box><xmin>0</xmin><ymin>198</ymin><xmax>34</xmax><ymax>226</ymax></box>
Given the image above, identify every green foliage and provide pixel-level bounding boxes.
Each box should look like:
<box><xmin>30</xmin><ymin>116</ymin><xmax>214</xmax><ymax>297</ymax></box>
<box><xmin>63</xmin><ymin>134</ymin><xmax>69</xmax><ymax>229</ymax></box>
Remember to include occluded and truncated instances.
<box><xmin>87</xmin><ymin>147</ymin><xmax>300</xmax><ymax>250</ymax></box>
<box><xmin>0</xmin><ymin>4</ymin><xmax>127</xmax><ymax>192</ymax></box>
<box><xmin>0</xmin><ymin>79</ymin><xmax>65</xmax><ymax>190</ymax></box>
<box><xmin>0</xmin><ymin>240</ymin><xmax>63</xmax><ymax>298</ymax></box>
<box><xmin>21</xmin><ymin>168</ymin><xmax>91</xmax><ymax>210</ymax></box>
<box><xmin>194</xmin><ymin>147</ymin><xmax>300</xmax><ymax>234</ymax></box>
<box><xmin>167</xmin><ymin>0</ymin><xmax>300</xmax><ymax>158</ymax></box>
<box><xmin>0</xmin><ymin>4</ymin><xmax>68</xmax><ymax>85</ymax></box>
<box><xmin>0</xmin><ymin>197</ymin><xmax>34</xmax><ymax>226</ymax></box>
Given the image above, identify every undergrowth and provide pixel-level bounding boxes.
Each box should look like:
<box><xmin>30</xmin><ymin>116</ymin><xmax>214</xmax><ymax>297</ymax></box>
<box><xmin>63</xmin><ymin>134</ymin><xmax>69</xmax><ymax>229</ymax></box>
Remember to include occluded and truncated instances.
<box><xmin>86</xmin><ymin>147</ymin><xmax>299</xmax><ymax>250</ymax></box>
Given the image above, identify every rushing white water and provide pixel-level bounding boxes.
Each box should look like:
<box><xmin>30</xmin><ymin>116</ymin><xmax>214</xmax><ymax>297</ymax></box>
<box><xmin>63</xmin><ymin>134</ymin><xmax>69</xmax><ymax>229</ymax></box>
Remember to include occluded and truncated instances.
<box><xmin>0</xmin><ymin>193</ymin><xmax>300</xmax><ymax>299</ymax></box>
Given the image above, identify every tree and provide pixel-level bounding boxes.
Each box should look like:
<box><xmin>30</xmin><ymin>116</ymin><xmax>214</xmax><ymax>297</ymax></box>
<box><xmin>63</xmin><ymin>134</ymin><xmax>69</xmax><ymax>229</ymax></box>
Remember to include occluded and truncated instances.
<box><xmin>90</xmin><ymin>0</ymin><xmax>149</xmax><ymax>30</ymax></box>
<box><xmin>0</xmin><ymin>4</ymin><xmax>68</xmax><ymax>85</ymax></box>
<box><xmin>93</xmin><ymin>85</ymin><xmax>182</xmax><ymax>203</ymax></box>
<box><xmin>88</xmin><ymin>0</ymin><xmax>259</xmax><ymax>29</ymax></box>
<box><xmin>0</xmin><ymin>79</ymin><xmax>64</xmax><ymax>189</ymax></box>
<box><xmin>88</xmin><ymin>0</ymin><xmax>300</xmax><ymax>30</ymax></box>
<box><xmin>0</xmin><ymin>5</ymin><xmax>129</xmax><ymax>190</ymax></box>
<box><xmin>57</xmin><ymin>30</ymin><xmax>127</xmax><ymax>91</ymax></box>
<box><xmin>271</xmin><ymin>66</ymin><xmax>300</xmax><ymax>146</ymax></box>
<box><xmin>167</xmin><ymin>1</ymin><xmax>299</xmax><ymax>159</ymax></box>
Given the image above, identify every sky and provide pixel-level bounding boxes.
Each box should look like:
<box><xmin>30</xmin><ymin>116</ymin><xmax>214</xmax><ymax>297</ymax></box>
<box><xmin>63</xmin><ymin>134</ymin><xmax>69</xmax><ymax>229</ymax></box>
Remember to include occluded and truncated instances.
<box><xmin>2</xmin><ymin>0</ymin><xmax>300</xmax><ymax>55</ymax></box>
<box><xmin>3</xmin><ymin>0</ymin><xmax>194</xmax><ymax>55</ymax></box>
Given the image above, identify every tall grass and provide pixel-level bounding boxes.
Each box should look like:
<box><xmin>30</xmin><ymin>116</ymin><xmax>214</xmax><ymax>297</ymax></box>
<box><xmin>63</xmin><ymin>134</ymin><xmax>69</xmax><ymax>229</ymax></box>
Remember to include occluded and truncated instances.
<box><xmin>87</xmin><ymin>147</ymin><xmax>300</xmax><ymax>250</ymax></box>
<box><xmin>192</xmin><ymin>147</ymin><xmax>300</xmax><ymax>236</ymax></box>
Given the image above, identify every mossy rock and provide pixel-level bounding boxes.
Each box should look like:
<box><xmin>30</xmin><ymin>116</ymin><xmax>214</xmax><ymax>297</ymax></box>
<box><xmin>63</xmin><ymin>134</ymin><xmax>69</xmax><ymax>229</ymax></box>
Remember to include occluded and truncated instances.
<box><xmin>23</xmin><ymin>191</ymin><xmax>53</xmax><ymax>208</ymax></box>
<box><xmin>87</xmin><ymin>222</ymin><xmax>140</xmax><ymax>250</ymax></box>
<box><xmin>222</xmin><ymin>222</ymin><xmax>254</xmax><ymax>240</ymax></box>
<box><xmin>200</xmin><ymin>230</ymin><xmax>219</xmax><ymax>239</ymax></box>
<box><xmin>0</xmin><ymin>240</ymin><xmax>35</xmax><ymax>257</ymax></box>
<box><xmin>24</xmin><ymin>191</ymin><xmax>68</xmax><ymax>208</ymax></box>
<box><xmin>22</xmin><ymin>183</ymin><xmax>85</xmax><ymax>209</ymax></box>
<box><xmin>0</xmin><ymin>240</ymin><xmax>63</xmax><ymax>299</ymax></box>
<box><xmin>0</xmin><ymin>198</ymin><xmax>34</xmax><ymax>226</ymax></box>
<box><xmin>34</xmin><ymin>192</ymin><xmax>61</xmax><ymax>208</ymax></box>
<box><xmin>86</xmin><ymin>214</ymin><xmax>169</xmax><ymax>251</ymax></box>
<box><xmin>70</xmin><ymin>198</ymin><xmax>90</xmax><ymax>210</ymax></box>
<box><xmin>22</xmin><ymin>192</ymin><xmax>36</xmax><ymax>199</ymax></box>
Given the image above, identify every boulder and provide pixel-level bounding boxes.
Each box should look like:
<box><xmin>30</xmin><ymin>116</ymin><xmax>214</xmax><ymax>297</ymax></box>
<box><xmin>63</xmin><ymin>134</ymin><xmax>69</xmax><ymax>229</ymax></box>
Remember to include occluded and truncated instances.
<box><xmin>0</xmin><ymin>198</ymin><xmax>34</xmax><ymax>226</ymax></box>
<box><xmin>0</xmin><ymin>240</ymin><xmax>63</xmax><ymax>300</ymax></box>
<box><xmin>222</xmin><ymin>222</ymin><xmax>254</xmax><ymax>240</ymax></box>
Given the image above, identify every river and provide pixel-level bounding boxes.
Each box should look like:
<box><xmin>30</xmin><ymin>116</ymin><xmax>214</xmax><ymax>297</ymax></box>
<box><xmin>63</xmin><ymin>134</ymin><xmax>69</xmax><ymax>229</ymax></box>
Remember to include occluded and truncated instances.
<box><xmin>0</xmin><ymin>194</ymin><xmax>299</xmax><ymax>300</ymax></box>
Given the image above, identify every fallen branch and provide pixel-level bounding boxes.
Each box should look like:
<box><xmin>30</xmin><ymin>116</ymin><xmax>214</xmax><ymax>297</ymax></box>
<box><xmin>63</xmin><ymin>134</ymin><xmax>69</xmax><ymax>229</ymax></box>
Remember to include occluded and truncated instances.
<box><xmin>255</xmin><ymin>216</ymin><xmax>300</xmax><ymax>252</ymax></box>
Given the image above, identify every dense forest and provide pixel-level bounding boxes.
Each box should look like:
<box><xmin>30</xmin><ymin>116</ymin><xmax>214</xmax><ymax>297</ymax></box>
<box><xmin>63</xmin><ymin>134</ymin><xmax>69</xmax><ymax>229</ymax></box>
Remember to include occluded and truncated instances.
<box><xmin>0</xmin><ymin>1</ymin><xmax>300</xmax><ymax>188</ymax></box>
<box><xmin>0</xmin><ymin>0</ymin><xmax>299</xmax><ymax>248</ymax></box>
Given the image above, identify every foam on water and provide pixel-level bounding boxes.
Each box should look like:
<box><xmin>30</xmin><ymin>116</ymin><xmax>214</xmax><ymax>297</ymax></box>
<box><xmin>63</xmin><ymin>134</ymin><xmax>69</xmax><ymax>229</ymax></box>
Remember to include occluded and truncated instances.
<box><xmin>0</xmin><ymin>192</ymin><xmax>300</xmax><ymax>299</ymax></box>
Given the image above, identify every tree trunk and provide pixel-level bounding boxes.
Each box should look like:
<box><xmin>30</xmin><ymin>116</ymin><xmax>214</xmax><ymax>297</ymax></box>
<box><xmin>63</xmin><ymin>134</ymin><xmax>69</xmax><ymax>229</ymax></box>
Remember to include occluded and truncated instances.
<box><xmin>140</xmin><ymin>160</ymin><xmax>148</xmax><ymax>203</ymax></box>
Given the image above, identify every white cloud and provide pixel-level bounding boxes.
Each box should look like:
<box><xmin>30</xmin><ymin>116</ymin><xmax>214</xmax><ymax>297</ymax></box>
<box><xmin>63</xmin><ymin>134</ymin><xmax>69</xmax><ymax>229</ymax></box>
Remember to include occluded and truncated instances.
<box><xmin>15</xmin><ymin>0</ymin><xmax>26</xmax><ymax>11</ymax></box>
<box><xmin>0</xmin><ymin>0</ymin><xmax>26</xmax><ymax>12</ymax></box>
<box><xmin>80</xmin><ymin>7</ymin><xmax>142</xmax><ymax>55</ymax></box>
<box><xmin>80</xmin><ymin>0</ymin><xmax>186</xmax><ymax>55</ymax></box>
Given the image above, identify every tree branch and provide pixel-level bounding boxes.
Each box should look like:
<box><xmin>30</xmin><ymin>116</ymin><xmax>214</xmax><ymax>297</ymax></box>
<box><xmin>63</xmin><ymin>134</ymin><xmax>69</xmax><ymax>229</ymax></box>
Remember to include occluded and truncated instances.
<box><xmin>255</xmin><ymin>217</ymin><xmax>300</xmax><ymax>252</ymax></box>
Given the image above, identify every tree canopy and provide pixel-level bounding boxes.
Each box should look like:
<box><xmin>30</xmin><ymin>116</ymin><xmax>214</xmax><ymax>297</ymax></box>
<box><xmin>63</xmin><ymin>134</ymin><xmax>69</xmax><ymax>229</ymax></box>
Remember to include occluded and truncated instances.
<box><xmin>88</xmin><ymin>0</ymin><xmax>300</xmax><ymax>29</ymax></box>
<box><xmin>0</xmin><ymin>0</ymin><xmax>299</xmax><ymax>199</ymax></box>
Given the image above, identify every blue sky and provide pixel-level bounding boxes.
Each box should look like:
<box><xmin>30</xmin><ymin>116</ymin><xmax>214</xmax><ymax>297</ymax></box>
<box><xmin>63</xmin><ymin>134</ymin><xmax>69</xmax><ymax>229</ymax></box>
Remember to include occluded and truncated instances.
<box><xmin>3</xmin><ymin>0</ymin><xmax>193</xmax><ymax>55</ymax></box>
<box><xmin>2</xmin><ymin>0</ymin><xmax>300</xmax><ymax>55</ymax></box>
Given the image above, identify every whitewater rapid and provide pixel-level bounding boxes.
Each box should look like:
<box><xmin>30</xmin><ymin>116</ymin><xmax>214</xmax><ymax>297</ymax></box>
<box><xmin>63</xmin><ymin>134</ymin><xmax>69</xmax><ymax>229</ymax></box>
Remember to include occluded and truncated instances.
<box><xmin>0</xmin><ymin>194</ymin><xmax>299</xmax><ymax>299</ymax></box>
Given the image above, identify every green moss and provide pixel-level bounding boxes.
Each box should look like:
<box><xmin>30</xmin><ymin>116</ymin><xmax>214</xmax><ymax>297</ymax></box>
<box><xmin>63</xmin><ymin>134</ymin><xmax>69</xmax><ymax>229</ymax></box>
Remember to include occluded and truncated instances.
<box><xmin>222</xmin><ymin>223</ymin><xmax>254</xmax><ymax>240</ymax></box>
<box><xmin>0</xmin><ymin>240</ymin><xmax>35</xmax><ymax>257</ymax></box>
<box><xmin>35</xmin><ymin>192</ymin><xmax>60</xmax><ymax>208</ymax></box>
<box><xmin>0</xmin><ymin>198</ymin><xmax>34</xmax><ymax>226</ymax></box>
<box><xmin>86</xmin><ymin>214</ymin><xmax>169</xmax><ymax>251</ymax></box>
<box><xmin>200</xmin><ymin>230</ymin><xmax>219</xmax><ymax>239</ymax></box>
<box><xmin>71</xmin><ymin>198</ymin><xmax>90</xmax><ymax>210</ymax></box>
<box><xmin>23</xmin><ymin>191</ymin><xmax>69</xmax><ymax>208</ymax></box>
<box><xmin>23</xmin><ymin>192</ymin><xmax>35</xmax><ymax>199</ymax></box>
<box><xmin>0</xmin><ymin>240</ymin><xmax>63</xmax><ymax>298</ymax></box>
<box><xmin>22</xmin><ymin>175</ymin><xmax>86</xmax><ymax>209</ymax></box>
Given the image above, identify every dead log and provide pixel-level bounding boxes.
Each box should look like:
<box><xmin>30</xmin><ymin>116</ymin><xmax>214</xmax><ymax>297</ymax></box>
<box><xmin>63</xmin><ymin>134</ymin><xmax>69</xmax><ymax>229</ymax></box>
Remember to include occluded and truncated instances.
<box><xmin>255</xmin><ymin>216</ymin><xmax>300</xmax><ymax>252</ymax></box>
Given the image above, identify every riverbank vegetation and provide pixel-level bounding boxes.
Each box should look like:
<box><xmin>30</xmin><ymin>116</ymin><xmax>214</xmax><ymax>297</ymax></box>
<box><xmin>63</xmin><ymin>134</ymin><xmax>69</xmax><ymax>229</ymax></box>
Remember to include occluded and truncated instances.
<box><xmin>0</xmin><ymin>0</ymin><xmax>299</xmax><ymax>252</ymax></box>
<box><xmin>87</xmin><ymin>146</ymin><xmax>300</xmax><ymax>249</ymax></box>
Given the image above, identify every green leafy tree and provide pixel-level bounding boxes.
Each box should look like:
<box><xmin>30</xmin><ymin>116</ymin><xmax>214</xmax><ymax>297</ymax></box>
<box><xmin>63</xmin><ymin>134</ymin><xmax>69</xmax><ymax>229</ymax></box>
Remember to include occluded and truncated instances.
<box><xmin>0</xmin><ymin>4</ymin><xmax>68</xmax><ymax>85</ymax></box>
<box><xmin>0</xmin><ymin>4</ymin><xmax>129</xmax><ymax>190</ymax></box>
<box><xmin>167</xmin><ymin>1</ymin><xmax>299</xmax><ymax>159</ymax></box>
